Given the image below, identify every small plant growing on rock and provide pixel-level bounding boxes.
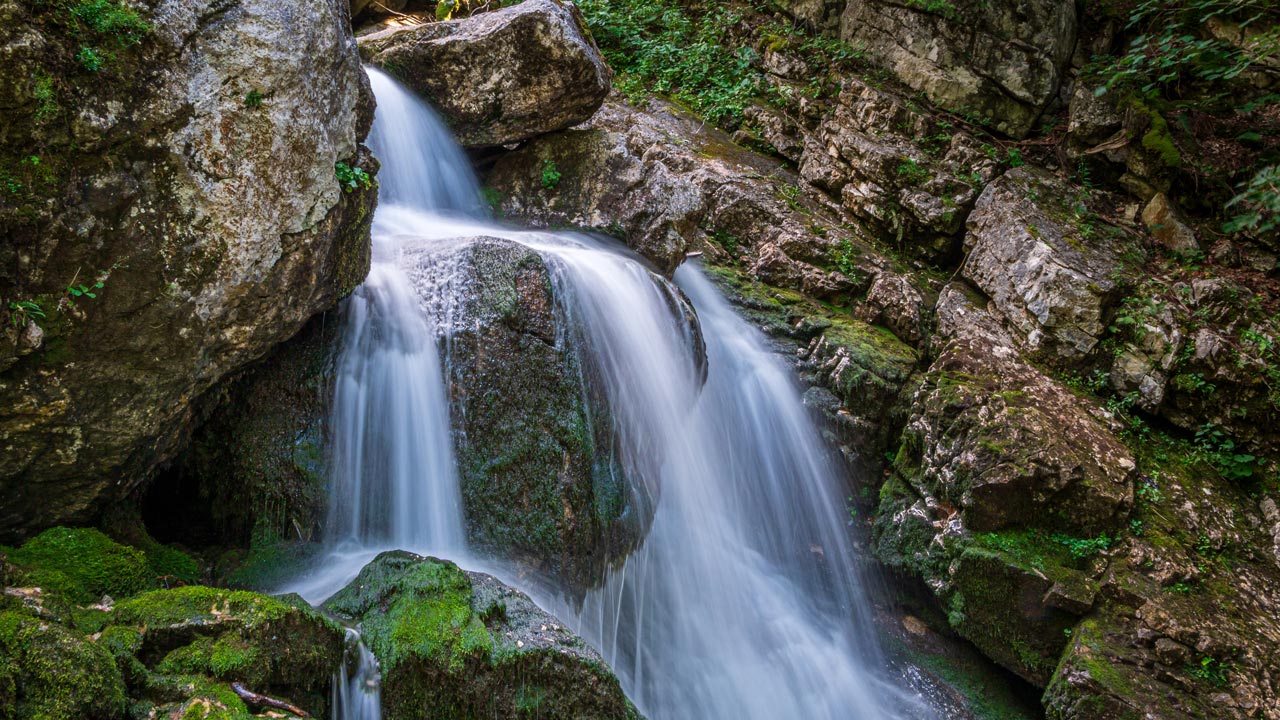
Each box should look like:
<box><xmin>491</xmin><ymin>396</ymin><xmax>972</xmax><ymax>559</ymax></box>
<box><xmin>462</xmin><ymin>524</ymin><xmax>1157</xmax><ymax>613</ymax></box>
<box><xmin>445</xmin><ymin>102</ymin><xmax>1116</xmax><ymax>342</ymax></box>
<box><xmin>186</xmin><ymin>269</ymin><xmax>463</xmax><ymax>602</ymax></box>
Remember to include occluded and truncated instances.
<box><xmin>335</xmin><ymin>162</ymin><xmax>372</xmax><ymax>193</ymax></box>
<box><xmin>1186</xmin><ymin>656</ymin><xmax>1233</xmax><ymax>688</ymax></box>
<box><xmin>8</xmin><ymin>300</ymin><xmax>45</xmax><ymax>328</ymax></box>
<box><xmin>244</xmin><ymin>89</ymin><xmax>264</xmax><ymax>108</ymax></box>
<box><xmin>77</xmin><ymin>46</ymin><xmax>105</xmax><ymax>71</ymax></box>
<box><xmin>540</xmin><ymin>158</ymin><xmax>561</xmax><ymax>190</ymax></box>
<box><xmin>895</xmin><ymin>158</ymin><xmax>929</xmax><ymax>186</ymax></box>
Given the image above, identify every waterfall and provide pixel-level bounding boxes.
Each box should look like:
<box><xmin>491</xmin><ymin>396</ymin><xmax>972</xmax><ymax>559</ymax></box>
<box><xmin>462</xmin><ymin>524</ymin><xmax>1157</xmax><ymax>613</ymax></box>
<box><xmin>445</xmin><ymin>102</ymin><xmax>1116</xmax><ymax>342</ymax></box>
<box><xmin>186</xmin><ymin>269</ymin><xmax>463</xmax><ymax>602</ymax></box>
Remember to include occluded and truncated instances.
<box><xmin>332</xmin><ymin>630</ymin><xmax>381</xmax><ymax>720</ymax></box>
<box><xmin>298</xmin><ymin>67</ymin><xmax>934</xmax><ymax>719</ymax></box>
<box><xmin>562</xmin><ymin>264</ymin><xmax>928</xmax><ymax>719</ymax></box>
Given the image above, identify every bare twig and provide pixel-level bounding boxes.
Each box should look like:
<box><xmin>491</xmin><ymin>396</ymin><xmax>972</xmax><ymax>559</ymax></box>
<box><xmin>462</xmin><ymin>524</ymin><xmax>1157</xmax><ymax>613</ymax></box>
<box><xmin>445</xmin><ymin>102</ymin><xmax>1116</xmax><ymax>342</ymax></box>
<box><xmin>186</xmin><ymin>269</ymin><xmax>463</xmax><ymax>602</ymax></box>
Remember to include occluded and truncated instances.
<box><xmin>230</xmin><ymin>683</ymin><xmax>310</xmax><ymax>718</ymax></box>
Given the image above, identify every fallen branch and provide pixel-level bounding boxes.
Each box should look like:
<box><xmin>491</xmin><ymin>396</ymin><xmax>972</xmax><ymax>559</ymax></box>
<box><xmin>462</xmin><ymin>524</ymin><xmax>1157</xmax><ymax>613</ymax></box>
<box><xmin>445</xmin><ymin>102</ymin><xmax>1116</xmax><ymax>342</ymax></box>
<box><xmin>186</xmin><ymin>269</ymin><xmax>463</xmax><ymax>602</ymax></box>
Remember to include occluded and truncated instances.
<box><xmin>230</xmin><ymin>683</ymin><xmax>311</xmax><ymax>718</ymax></box>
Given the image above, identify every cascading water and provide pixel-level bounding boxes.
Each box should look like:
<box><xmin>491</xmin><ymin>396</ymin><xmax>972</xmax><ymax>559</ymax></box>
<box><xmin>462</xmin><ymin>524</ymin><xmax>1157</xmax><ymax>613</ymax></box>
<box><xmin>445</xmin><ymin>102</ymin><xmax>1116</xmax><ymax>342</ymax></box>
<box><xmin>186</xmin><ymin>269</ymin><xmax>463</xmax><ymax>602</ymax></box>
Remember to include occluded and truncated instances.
<box><xmin>300</xmin><ymin>67</ymin><xmax>936</xmax><ymax>719</ymax></box>
<box><xmin>563</xmin><ymin>264</ymin><xmax>931</xmax><ymax>719</ymax></box>
<box><xmin>332</xmin><ymin>630</ymin><xmax>382</xmax><ymax>720</ymax></box>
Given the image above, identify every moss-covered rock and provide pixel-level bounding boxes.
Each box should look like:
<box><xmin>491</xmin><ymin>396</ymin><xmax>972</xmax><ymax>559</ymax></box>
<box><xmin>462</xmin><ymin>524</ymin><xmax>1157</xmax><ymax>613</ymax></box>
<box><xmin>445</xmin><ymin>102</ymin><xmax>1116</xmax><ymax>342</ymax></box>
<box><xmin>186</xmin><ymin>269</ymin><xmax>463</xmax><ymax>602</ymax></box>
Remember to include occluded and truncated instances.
<box><xmin>445</xmin><ymin>238</ymin><xmax>663</xmax><ymax>593</ymax></box>
<box><xmin>0</xmin><ymin>608</ymin><xmax>128</xmax><ymax>720</ymax></box>
<box><xmin>871</xmin><ymin>285</ymin><xmax>1136</xmax><ymax>684</ymax></box>
<box><xmin>323</xmin><ymin>551</ymin><xmax>640</xmax><ymax>720</ymax></box>
<box><xmin>4</xmin><ymin>526</ymin><xmax>151</xmax><ymax>604</ymax></box>
<box><xmin>99</xmin><ymin>586</ymin><xmax>344</xmax><ymax>717</ymax></box>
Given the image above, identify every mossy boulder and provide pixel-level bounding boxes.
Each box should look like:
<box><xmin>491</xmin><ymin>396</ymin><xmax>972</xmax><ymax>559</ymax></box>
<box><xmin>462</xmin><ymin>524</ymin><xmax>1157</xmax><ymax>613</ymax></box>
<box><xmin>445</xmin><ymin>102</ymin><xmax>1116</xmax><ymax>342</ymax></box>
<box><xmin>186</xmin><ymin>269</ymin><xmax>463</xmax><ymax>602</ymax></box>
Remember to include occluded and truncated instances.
<box><xmin>100</xmin><ymin>586</ymin><xmax>344</xmax><ymax>717</ymax></box>
<box><xmin>0</xmin><ymin>608</ymin><xmax>128</xmax><ymax>720</ymax></box>
<box><xmin>4</xmin><ymin>526</ymin><xmax>151</xmax><ymax>604</ymax></box>
<box><xmin>323</xmin><ymin>551</ymin><xmax>641</xmax><ymax>720</ymax></box>
<box><xmin>444</xmin><ymin>238</ymin><xmax>667</xmax><ymax>593</ymax></box>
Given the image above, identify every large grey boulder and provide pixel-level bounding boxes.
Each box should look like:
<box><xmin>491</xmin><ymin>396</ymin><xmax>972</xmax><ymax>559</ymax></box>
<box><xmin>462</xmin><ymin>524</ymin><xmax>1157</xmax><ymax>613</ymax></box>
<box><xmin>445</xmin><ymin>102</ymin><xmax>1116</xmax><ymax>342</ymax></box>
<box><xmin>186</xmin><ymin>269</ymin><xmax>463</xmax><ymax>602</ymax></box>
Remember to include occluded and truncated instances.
<box><xmin>0</xmin><ymin>0</ymin><xmax>376</xmax><ymax>540</ymax></box>
<box><xmin>838</xmin><ymin>0</ymin><xmax>1076</xmax><ymax>138</ymax></box>
<box><xmin>360</xmin><ymin>0</ymin><xmax>612</xmax><ymax>147</ymax></box>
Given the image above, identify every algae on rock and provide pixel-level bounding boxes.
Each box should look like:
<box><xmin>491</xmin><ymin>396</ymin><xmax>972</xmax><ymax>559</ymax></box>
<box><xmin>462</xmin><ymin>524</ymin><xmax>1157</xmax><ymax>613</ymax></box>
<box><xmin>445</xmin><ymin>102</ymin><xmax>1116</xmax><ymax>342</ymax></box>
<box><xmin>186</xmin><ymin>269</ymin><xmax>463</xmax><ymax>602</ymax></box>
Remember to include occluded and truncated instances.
<box><xmin>323</xmin><ymin>550</ymin><xmax>641</xmax><ymax>720</ymax></box>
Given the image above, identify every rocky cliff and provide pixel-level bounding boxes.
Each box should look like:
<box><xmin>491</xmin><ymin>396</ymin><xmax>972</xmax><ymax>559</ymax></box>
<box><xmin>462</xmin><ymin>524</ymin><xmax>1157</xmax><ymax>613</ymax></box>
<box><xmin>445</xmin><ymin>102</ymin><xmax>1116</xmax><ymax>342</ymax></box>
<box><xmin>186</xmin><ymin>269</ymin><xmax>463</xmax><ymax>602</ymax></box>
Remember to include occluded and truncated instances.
<box><xmin>483</xmin><ymin>0</ymin><xmax>1280</xmax><ymax>717</ymax></box>
<box><xmin>0</xmin><ymin>0</ymin><xmax>377</xmax><ymax>540</ymax></box>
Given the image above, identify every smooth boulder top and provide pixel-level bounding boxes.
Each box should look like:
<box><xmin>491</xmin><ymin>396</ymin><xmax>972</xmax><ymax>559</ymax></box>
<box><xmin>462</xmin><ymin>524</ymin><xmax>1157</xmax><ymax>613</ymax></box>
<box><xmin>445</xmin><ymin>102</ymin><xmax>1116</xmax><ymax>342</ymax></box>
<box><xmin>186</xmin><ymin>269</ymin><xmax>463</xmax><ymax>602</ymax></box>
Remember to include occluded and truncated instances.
<box><xmin>361</xmin><ymin>0</ymin><xmax>613</xmax><ymax>147</ymax></box>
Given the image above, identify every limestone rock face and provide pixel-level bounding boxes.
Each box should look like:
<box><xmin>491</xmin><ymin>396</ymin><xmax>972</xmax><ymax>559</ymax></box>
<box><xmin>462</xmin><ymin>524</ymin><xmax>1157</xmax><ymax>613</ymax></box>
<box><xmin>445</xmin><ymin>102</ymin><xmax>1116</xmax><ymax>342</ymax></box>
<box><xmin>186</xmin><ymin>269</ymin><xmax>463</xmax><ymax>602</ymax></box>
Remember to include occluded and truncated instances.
<box><xmin>875</xmin><ymin>286</ymin><xmax>1135</xmax><ymax>684</ymax></box>
<box><xmin>360</xmin><ymin>0</ymin><xmax>612</xmax><ymax>147</ymax></box>
<box><xmin>904</xmin><ymin>286</ymin><xmax>1135</xmax><ymax>537</ymax></box>
<box><xmin>838</xmin><ymin>0</ymin><xmax>1076</xmax><ymax>138</ymax></box>
<box><xmin>797</xmin><ymin>77</ymin><xmax>1003</xmax><ymax>262</ymax></box>
<box><xmin>962</xmin><ymin>167</ymin><xmax>1144</xmax><ymax>363</ymax></box>
<box><xmin>323</xmin><ymin>551</ymin><xmax>641</xmax><ymax>720</ymax></box>
<box><xmin>0</xmin><ymin>0</ymin><xmax>376</xmax><ymax>540</ymax></box>
<box><xmin>487</xmin><ymin>98</ymin><xmax>867</xmax><ymax>292</ymax></box>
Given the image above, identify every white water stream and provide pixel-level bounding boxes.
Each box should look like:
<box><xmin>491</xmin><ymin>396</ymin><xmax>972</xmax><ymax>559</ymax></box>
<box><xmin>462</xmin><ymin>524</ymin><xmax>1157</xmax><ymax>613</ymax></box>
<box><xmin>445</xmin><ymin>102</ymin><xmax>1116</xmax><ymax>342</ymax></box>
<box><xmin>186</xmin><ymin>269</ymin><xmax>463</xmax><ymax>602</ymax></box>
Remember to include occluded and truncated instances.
<box><xmin>299</xmin><ymin>68</ymin><xmax>935</xmax><ymax>720</ymax></box>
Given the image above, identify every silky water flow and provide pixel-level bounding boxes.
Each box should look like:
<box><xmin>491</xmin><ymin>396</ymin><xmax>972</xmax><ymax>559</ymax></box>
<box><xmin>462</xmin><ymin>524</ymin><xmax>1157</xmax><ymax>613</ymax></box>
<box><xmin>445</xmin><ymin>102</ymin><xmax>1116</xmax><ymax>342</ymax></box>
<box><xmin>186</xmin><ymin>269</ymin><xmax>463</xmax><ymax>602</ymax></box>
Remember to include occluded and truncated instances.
<box><xmin>294</xmin><ymin>67</ymin><xmax>936</xmax><ymax>720</ymax></box>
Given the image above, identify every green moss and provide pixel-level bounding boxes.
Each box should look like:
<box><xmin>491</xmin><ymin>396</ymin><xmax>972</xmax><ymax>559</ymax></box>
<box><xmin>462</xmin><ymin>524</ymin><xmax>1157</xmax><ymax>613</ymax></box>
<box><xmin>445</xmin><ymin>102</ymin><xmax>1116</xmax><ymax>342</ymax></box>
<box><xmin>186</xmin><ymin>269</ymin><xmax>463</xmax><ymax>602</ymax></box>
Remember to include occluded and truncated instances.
<box><xmin>112</xmin><ymin>585</ymin><xmax>296</xmax><ymax>630</ymax></box>
<box><xmin>0</xmin><ymin>609</ymin><xmax>128</xmax><ymax>720</ymax></box>
<box><xmin>327</xmin><ymin>553</ymin><xmax>492</xmax><ymax>674</ymax></box>
<box><xmin>5</xmin><ymin>526</ymin><xmax>151</xmax><ymax>604</ymax></box>
<box><xmin>1131</xmin><ymin>102</ymin><xmax>1182</xmax><ymax>169</ymax></box>
<box><xmin>101</xmin><ymin>504</ymin><xmax>202</xmax><ymax>586</ymax></box>
<box><xmin>155</xmin><ymin>634</ymin><xmax>262</xmax><ymax>682</ymax></box>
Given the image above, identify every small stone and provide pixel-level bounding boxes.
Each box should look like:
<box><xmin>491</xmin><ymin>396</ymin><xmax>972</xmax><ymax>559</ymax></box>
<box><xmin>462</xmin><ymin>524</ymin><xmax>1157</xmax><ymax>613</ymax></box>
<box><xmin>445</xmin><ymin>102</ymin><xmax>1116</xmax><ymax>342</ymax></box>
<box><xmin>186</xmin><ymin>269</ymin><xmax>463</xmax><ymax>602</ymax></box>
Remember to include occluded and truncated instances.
<box><xmin>1142</xmin><ymin>193</ymin><xmax>1201</xmax><ymax>254</ymax></box>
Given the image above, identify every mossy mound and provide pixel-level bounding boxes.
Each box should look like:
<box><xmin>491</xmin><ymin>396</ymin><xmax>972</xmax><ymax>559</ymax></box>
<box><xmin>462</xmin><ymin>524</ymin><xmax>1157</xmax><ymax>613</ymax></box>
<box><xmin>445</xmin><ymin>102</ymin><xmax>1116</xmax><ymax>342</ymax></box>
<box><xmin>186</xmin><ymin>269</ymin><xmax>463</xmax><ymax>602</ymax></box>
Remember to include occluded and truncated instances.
<box><xmin>4</xmin><ymin>526</ymin><xmax>151</xmax><ymax>604</ymax></box>
<box><xmin>97</xmin><ymin>586</ymin><xmax>343</xmax><ymax>717</ymax></box>
<box><xmin>0</xmin><ymin>608</ymin><xmax>128</xmax><ymax>720</ymax></box>
<box><xmin>324</xmin><ymin>551</ymin><xmax>640</xmax><ymax>720</ymax></box>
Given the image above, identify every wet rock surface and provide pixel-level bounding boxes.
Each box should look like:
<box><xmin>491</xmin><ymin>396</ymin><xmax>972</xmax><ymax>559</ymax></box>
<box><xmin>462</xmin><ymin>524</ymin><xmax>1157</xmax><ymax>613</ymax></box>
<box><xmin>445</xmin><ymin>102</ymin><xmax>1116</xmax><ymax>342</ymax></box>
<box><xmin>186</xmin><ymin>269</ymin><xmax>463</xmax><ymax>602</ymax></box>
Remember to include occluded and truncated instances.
<box><xmin>323</xmin><ymin>550</ymin><xmax>641</xmax><ymax>720</ymax></box>
<box><xmin>439</xmin><ymin>237</ymin><xmax>662</xmax><ymax>593</ymax></box>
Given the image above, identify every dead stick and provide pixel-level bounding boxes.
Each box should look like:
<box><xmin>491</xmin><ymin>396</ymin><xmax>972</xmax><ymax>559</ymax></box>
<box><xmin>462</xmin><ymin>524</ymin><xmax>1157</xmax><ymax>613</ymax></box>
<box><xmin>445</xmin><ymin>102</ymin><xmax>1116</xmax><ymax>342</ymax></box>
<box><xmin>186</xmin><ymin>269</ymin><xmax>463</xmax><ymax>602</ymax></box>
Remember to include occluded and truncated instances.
<box><xmin>230</xmin><ymin>682</ymin><xmax>311</xmax><ymax>718</ymax></box>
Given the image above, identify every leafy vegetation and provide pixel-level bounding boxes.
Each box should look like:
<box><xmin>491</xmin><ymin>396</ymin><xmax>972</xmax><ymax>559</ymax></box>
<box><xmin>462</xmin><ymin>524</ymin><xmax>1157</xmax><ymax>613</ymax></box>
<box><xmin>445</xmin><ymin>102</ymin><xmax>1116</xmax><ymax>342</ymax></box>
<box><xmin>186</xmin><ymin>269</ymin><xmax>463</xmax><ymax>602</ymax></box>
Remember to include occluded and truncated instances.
<box><xmin>578</xmin><ymin>0</ymin><xmax>760</xmax><ymax>126</ymax></box>
<box><xmin>63</xmin><ymin>0</ymin><xmax>151</xmax><ymax>73</ymax></box>
<box><xmin>1087</xmin><ymin>0</ymin><xmax>1280</xmax><ymax>233</ymax></box>
<box><xmin>577</xmin><ymin>0</ymin><xmax>862</xmax><ymax>129</ymax></box>
<box><xmin>7</xmin><ymin>300</ymin><xmax>45</xmax><ymax>327</ymax></box>
<box><xmin>540</xmin><ymin>158</ymin><xmax>562</xmax><ymax>190</ymax></box>
<box><xmin>335</xmin><ymin>161</ymin><xmax>372</xmax><ymax>192</ymax></box>
<box><xmin>1224</xmin><ymin>163</ymin><xmax>1280</xmax><ymax>235</ymax></box>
